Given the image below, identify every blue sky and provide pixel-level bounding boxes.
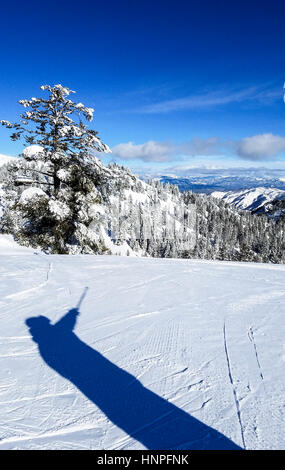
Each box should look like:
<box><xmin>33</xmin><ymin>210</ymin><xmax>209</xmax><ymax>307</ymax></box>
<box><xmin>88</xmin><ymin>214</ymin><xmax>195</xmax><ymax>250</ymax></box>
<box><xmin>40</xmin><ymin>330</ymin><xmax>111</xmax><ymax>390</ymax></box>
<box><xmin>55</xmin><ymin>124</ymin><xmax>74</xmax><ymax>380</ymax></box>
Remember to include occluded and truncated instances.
<box><xmin>0</xmin><ymin>0</ymin><xmax>285</xmax><ymax>172</ymax></box>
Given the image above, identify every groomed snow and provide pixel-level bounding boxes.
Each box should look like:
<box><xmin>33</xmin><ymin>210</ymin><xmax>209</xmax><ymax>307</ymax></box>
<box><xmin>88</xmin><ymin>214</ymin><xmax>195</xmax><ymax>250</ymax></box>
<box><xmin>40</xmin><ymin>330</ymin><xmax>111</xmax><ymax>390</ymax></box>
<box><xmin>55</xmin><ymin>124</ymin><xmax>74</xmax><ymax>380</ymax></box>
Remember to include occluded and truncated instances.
<box><xmin>0</xmin><ymin>248</ymin><xmax>284</xmax><ymax>450</ymax></box>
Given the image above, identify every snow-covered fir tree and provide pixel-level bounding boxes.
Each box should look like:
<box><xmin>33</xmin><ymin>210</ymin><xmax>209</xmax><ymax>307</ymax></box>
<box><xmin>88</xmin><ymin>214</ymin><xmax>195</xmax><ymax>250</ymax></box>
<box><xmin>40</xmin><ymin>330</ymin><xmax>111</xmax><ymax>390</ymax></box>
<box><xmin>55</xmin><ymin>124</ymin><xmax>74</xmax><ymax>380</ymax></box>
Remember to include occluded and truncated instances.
<box><xmin>0</xmin><ymin>84</ymin><xmax>111</xmax><ymax>253</ymax></box>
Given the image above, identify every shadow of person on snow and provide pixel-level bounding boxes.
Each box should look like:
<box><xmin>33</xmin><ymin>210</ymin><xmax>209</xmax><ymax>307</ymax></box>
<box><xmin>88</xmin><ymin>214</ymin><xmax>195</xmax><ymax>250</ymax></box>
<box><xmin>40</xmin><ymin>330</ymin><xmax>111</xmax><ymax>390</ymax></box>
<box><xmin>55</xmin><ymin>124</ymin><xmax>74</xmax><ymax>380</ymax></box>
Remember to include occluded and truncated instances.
<box><xmin>25</xmin><ymin>303</ymin><xmax>242</xmax><ymax>450</ymax></box>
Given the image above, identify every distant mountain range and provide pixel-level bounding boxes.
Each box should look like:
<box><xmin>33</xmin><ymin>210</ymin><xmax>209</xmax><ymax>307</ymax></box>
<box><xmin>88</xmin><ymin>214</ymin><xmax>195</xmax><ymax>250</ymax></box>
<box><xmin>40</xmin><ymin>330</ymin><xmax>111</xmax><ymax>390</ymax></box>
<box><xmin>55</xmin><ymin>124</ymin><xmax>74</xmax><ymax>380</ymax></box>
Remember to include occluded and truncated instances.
<box><xmin>212</xmin><ymin>187</ymin><xmax>285</xmax><ymax>220</ymax></box>
<box><xmin>157</xmin><ymin>174</ymin><xmax>285</xmax><ymax>194</ymax></box>
<box><xmin>146</xmin><ymin>172</ymin><xmax>285</xmax><ymax>220</ymax></box>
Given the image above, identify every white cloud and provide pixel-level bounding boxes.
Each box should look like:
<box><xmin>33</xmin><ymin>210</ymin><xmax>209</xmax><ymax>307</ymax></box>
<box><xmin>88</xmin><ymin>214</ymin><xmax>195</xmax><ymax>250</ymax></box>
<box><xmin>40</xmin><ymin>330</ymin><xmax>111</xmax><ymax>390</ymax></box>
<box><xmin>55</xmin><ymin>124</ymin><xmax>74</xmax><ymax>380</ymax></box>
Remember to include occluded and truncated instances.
<box><xmin>111</xmin><ymin>141</ymin><xmax>176</xmax><ymax>162</ymax></box>
<box><xmin>112</xmin><ymin>138</ymin><xmax>225</xmax><ymax>162</ymax></box>
<box><xmin>112</xmin><ymin>134</ymin><xmax>285</xmax><ymax>163</ymax></box>
<box><xmin>237</xmin><ymin>133</ymin><xmax>285</xmax><ymax>160</ymax></box>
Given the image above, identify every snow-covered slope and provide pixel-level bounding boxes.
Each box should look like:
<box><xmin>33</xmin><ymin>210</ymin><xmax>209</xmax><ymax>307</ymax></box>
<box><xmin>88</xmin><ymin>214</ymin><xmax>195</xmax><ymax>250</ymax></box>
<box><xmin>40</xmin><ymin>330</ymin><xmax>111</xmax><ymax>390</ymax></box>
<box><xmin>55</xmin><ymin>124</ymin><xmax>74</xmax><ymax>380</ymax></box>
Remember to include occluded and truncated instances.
<box><xmin>0</xmin><ymin>154</ymin><xmax>17</xmax><ymax>167</ymax></box>
<box><xmin>0</xmin><ymin>234</ymin><xmax>38</xmax><ymax>255</ymax></box>
<box><xmin>91</xmin><ymin>163</ymin><xmax>196</xmax><ymax>257</ymax></box>
<box><xmin>212</xmin><ymin>187</ymin><xmax>285</xmax><ymax>213</ymax></box>
<box><xmin>0</xmin><ymin>251</ymin><xmax>284</xmax><ymax>450</ymax></box>
<box><xmin>1</xmin><ymin>155</ymin><xmax>285</xmax><ymax>262</ymax></box>
<box><xmin>0</xmin><ymin>155</ymin><xmax>197</xmax><ymax>257</ymax></box>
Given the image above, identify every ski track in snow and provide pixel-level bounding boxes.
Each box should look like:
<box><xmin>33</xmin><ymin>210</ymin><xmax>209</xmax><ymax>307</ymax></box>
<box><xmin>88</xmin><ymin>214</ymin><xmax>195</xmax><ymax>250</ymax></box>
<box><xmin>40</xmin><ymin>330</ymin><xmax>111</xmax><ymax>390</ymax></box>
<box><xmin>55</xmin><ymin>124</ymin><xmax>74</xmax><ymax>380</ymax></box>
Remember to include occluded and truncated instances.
<box><xmin>223</xmin><ymin>321</ymin><xmax>246</xmax><ymax>449</ymax></box>
<box><xmin>0</xmin><ymin>252</ymin><xmax>284</xmax><ymax>450</ymax></box>
<box><xmin>5</xmin><ymin>261</ymin><xmax>52</xmax><ymax>300</ymax></box>
<box><xmin>248</xmin><ymin>327</ymin><xmax>264</xmax><ymax>382</ymax></box>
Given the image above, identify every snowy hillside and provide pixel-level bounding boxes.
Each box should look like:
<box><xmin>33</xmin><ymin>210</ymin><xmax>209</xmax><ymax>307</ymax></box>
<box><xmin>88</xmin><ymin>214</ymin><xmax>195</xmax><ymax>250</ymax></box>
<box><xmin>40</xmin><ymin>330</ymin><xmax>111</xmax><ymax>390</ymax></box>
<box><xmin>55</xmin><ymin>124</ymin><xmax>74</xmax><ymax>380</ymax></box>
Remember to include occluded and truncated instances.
<box><xmin>0</xmin><ymin>234</ymin><xmax>37</xmax><ymax>254</ymax></box>
<box><xmin>212</xmin><ymin>187</ymin><xmax>285</xmax><ymax>212</ymax></box>
<box><xmin>0</xmin><ymin>244</ymin><xmax>284</xmax><ymax>449</ymax></box>
<box><xmin>1</xmin><ymin>148</ymin><xmax>284</xmax><ymax>263</ymax></box>
<box><xmin>0</xmin><ymin>154</ymin><xmax>16</xmax><ymax>167</ymax></box>
<box><xmin>91</xmin><ymin>162</ymin><xmax>196</xmax><ymax>257</ymax></box>
<box><xmin>212</xmin><ymin>187</ymin><xmax>285</xmax><ymax>220</ymax></box>
<box><xmin>0</xmin><ymin>150</ymin><xmax>197</xmax><ymax>258</ymax></box>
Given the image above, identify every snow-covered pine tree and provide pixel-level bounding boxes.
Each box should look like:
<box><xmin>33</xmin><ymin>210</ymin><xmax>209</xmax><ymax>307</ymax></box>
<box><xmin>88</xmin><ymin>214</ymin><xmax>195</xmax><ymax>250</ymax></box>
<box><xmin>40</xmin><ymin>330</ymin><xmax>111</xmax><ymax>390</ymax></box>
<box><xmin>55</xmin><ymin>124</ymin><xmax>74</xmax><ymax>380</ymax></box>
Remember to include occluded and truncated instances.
<box><xmin>1</xmin><ymin>84</ymin><xmax>111</xmax><ymax>253</ymax></box>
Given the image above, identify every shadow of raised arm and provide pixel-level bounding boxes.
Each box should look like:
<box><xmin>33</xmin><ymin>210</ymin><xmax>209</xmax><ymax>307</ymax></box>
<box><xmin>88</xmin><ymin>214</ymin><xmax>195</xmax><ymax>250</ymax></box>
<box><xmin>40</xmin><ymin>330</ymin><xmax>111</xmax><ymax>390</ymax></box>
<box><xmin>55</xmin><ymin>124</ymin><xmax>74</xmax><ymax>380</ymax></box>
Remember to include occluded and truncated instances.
<box><xmin>25</xmin><ymin>305</ymin><xmax>242</xmax><ymax>450</ymax></box>
<box><xmin>54</xmin><ymin>308</ymin><xmax>80</xmax><ymax>332</ymax></box>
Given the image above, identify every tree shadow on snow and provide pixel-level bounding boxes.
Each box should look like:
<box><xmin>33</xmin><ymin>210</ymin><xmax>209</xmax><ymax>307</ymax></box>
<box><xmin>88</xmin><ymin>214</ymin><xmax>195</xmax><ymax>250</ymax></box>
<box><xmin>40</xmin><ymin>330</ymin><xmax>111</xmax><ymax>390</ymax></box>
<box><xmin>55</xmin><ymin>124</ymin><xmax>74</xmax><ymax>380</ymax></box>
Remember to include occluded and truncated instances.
<box><xmin>25</xmin><ymin>301</ymin><xmax>242</xmax><ymax>450</ymax></box>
